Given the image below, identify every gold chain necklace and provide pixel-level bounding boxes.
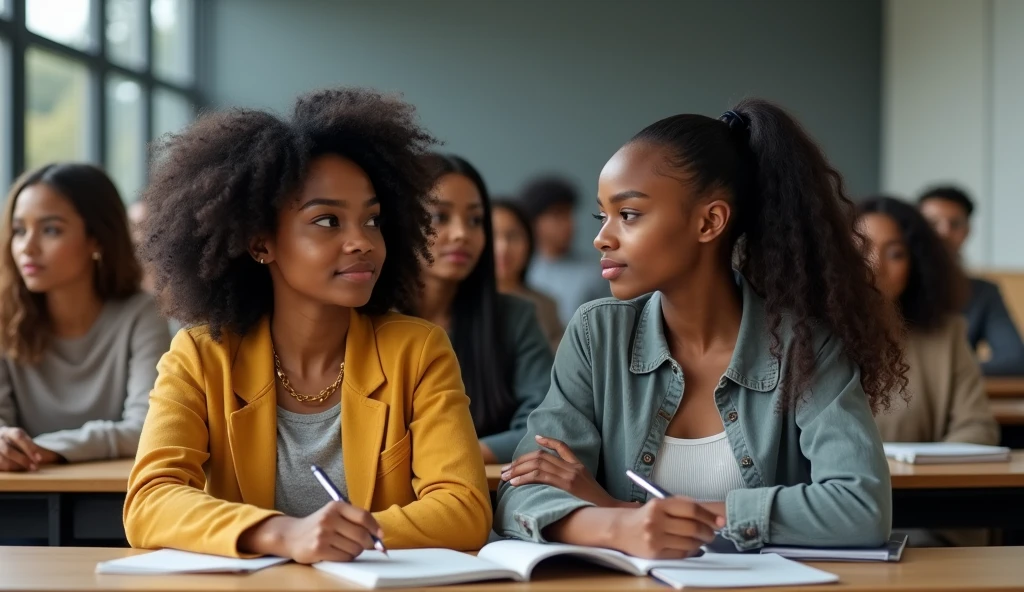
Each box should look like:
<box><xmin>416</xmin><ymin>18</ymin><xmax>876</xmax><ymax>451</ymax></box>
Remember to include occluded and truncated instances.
<box><xmin>273</xmin><ymin>351</ymin><xmax>344</xmax><ymax>404</ymax></box>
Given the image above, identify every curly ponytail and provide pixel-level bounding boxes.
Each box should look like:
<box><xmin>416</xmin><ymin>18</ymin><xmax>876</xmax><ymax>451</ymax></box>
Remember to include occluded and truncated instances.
<box><xmin>632</xmin><ymin>99</ymin><xmax>906</xmax><ymax>413</ymax></box>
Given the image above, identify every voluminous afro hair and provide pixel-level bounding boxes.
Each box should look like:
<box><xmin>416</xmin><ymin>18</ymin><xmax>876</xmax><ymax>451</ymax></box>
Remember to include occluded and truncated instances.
<box><xmin>139</xmin><ymin>87</ymin><xmax>437</xmax><ymax>339</ymax></box>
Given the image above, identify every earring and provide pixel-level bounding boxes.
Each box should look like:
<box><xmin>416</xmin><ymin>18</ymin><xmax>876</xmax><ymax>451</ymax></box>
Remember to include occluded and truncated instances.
<box><xmin>92</xmin><ymin>252</ymin><xmax>101</xmax><ymax>261</ymax></box>
<box><xmin>259</xmin><ymin>258</ymin><xmax>265</xmax><ymax>264</ymax></box>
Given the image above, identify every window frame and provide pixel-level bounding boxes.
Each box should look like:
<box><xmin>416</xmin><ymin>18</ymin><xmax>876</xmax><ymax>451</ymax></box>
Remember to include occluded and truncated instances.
<box><xmin>0</xmin><ymin>0</ymin><xmax>203</xmax><ymax>190</ymax></box>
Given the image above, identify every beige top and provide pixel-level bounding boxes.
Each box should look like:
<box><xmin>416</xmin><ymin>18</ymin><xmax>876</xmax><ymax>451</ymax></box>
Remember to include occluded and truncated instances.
<box><xmin>875</xmin><ymin>315</ymin><xmax>999</xmax><ymax>445</ymax></box>
<box><xmin>509</xmin><ymin>287</ymin><xmax>563</xmax><ymax>352</ymax></box>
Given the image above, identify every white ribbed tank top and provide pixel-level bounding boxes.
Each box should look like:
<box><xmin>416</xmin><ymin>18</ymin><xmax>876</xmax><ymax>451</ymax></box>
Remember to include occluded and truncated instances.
<box><xmin>649</xmin><ymin>432</ymin><xmax>747</xmax><ymax>502</ymax></box>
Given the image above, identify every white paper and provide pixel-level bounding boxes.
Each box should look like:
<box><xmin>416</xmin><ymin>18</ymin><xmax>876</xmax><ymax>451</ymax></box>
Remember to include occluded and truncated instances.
<box><xmin>884</xmin><ymin>442</ymin><xmax>1010</xmax><ymax>464</ymax></box>
<box><xmin>651</xmin><ymin>554</ymin><xmax>839</xmax><ymax>588</ymax></box>
<box><xmin>95</xmin><ymin>549</ymin><xmax>289</xmax><ymax>575</ymax></box>
<box><xmin>314</xmin><ymin>549</ymin><xmax>518</xmax><ymax>588</ymax></box>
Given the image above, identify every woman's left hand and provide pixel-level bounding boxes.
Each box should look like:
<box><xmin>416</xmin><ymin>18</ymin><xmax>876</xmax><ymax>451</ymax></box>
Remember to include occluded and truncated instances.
<box><xmin>501</xmin><ymin>435</ymin><xmax>632</xmax><ymax>509</ymax></box>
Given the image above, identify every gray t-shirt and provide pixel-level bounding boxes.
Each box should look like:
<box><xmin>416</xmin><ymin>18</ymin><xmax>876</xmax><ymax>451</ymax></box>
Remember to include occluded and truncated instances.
<box><xmin>274</xmin><ymin>403</ymin><xmax>346</xmax><ymax>518</ymax></box>
<box><xmin>527</xmin><ymin>252</ymin><xmax>610</xmax><ymax>325</ymax></box>
<box><xmin>0</xmin><ymin>292</ymin><xmax>170</xmax><ymax>462</ymax></box>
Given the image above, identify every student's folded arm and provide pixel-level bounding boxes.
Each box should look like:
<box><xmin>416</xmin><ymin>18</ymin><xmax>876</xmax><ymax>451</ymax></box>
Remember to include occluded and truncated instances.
<box><xmin>724</xmin><ymin>333</ymin><xmax>892</xmax><ymax>550</ymax></box>
<box><xmin>979</xmin><ymin>286</ymin><xmax>1024</xmax><ymax>376</ymax></box>
<box><xmin>123</xmin><ymin>330</ymin><xmax>281</xmax><ymax>557</ymax></box>
<box><xmin>371</xmin><ymin>326</ymin><xmax>492</xmax><ymax>551</ymax></box>
<box><xmin>34</xmin><ymin>300</ymin><xmax>172</xmax><ymax>462</ymax></box>
<box><xmin>945</xmin><ymin>319</ymin><xmax>1000</xmax><ymax>444</ymax></box>
<box><xmin>495</xmin><ymin>309</ymin><xmax>602</xmax><ymax>542</ymax></box>
<box><xmin>479</xmin><ymin>300</ymin><xmax>555</xmax><ymax>463</ymax></box>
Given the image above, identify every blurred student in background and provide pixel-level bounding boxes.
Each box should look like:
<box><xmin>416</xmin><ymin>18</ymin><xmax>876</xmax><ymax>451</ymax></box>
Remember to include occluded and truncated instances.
<box><xmin>918</xmin><ymin>186</ymin><xmax>1024</xmax><ymax>375</ymax></box>
<box><xmin>858</xmin><ymin>196</ymin><xmax>998</xmax><ymax>446</ymax></box>
<box><xmin>519</xmin><ymin>176</ymin><xmax>609</xmax><ymax>325</ymax></box>
<box><xmin>0</xmin><ymin>163</ymin><xmax>169</xmax><ymax>472</ymax></box>
<box><xmin>491</xmin><ymin>197</ymin><xmax>562</xmax><ymax>350</ymax></box>
<box><xmin>409</xmin><ymin>154</ymin><xmax>553</xmax><ymax>464</ymax></box>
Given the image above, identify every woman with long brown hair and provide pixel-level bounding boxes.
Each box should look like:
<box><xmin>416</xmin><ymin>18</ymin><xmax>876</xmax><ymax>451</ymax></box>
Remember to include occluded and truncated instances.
<box><xmin>0</xmin><ymin>163</ymin><xmax>169</xmax><ymax>471</ymax></box>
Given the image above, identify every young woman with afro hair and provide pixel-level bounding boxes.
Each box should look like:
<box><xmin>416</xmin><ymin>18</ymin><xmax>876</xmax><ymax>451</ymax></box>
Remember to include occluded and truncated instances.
<box><xmin>123</xmin><ymin>88</ymin><xmax>491</xmax><ymax>561</ymax></box>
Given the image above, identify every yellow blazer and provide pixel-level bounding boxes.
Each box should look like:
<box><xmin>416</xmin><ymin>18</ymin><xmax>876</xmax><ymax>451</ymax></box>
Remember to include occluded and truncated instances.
<box><xmin>123</xmin><ymin>310</ymin><xmax>492</xmax><ymax>557</ymax></box>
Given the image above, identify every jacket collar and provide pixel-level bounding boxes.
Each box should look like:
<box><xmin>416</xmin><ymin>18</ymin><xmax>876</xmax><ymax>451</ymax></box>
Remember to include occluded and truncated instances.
<box><xmin>230</xmin><ymin>309</ymin><xmax>386</xmax><ymax>405</ymax></box>
<box><xmin>629</xmin><ymin>273</ymin><xmax>780</xmax><ymax>392</ymax></box>
<box><xmin>227</xmin><ymin>309</ymin><xmax>388</xmax><ymax>510</ymax></box>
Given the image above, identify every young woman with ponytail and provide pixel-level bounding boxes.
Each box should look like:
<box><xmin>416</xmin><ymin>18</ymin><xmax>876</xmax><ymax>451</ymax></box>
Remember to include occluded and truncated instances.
<box><xmin>495</xmin><ymin>100</ymin><xmax>907</xmax><ymax>557</ymax></box>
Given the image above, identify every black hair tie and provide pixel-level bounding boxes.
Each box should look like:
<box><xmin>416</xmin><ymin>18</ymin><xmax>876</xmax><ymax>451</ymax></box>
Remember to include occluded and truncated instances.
<box><xmin>719</xmin><ymin>110</ymin><xmax>750</xmax><ymax>132</ymax></box>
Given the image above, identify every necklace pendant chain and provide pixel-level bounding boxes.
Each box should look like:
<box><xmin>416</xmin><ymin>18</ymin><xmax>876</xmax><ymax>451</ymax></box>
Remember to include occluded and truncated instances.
<box><xmin>273</xmin><ymin>351</ymin><xmax>345</xmax><ymax>404</ymax></box>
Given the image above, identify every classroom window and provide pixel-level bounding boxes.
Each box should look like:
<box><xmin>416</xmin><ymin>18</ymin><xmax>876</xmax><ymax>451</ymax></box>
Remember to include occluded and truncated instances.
<box><xmin>26</xmin><ymin>47</ymin><xmax>91</xmax><ymax>169</ymax></box>
<box><xmin>151</xmin><ymin>0</ymin><xmax>192</xmax><ymax>85</ymax></box>
<box><xmin>2</xmin><ymin>0</ymin><xmax>202</xmax><ymax>200</ymax></box>
<box><xmin>106</xmin><ymin>74</ymin><xmax>144</xmax><ymax>200</ymax></box>
<box><xmin>153</xmin><ymin>86</ymin><xmax>189</xmax><ymax>138</ymax></box>
<box><xmin>27</xmin><ymin>0</ymin><xmax>94</xmax><ymax>51</ymax></box>
<box><xmin>107</xmin><ymin>0</ymin><xmax>146</xmax><ymax>71</ymax></box>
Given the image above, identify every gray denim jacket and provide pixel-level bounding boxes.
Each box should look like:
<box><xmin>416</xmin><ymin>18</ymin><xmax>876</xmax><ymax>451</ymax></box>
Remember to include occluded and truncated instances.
<box><xmin>495</xmin><ymin>275</ymin><xmax>892</xmax><ymax>551</ymax></box>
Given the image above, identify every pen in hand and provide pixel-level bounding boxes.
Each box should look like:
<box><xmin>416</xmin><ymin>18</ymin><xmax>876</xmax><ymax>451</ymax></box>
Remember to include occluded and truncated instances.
<box><xmin>310</xmin><ymin>464</ymin><xmax>389</xmax><ymax>557</ymax></box>
<box><xmin>626</xmin><ymin>469</ymin><xmax>724</xmax><ymax>533</ymax></box>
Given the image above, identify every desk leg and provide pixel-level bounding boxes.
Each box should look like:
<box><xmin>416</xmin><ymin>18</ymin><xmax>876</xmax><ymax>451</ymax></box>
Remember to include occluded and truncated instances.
<box><xmin>45</xmin><ymin>494</ymin><xmax>72</xmax><ymax>546</ymax></box>
<box><xmin>46</xmin><ymin>494</ymin><xmax>61</xmax><ymax>546</ymax></box>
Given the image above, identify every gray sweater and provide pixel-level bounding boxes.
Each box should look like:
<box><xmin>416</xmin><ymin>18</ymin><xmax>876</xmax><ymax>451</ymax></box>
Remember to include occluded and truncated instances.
<box><xmin>0</xmin><ymin>292</ymin><xmax>171</xmax><ymax>462</ymax></box>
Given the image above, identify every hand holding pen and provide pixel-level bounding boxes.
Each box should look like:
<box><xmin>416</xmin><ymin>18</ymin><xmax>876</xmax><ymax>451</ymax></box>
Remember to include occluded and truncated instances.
<box><xmin>605</xmin><ymin>469</ymin><xmax>724</xmax><ymax>559</ymax></box>
<box><xmin>311</xmin><ymin>465</ymin><xmax>389</xmax><ymax>557</ymax></box>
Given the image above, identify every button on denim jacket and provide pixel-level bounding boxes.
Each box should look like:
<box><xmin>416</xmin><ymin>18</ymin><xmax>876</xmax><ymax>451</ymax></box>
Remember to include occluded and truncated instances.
<box><xmin>495</xmin><ymin>274</ymin><xmax>892</xmax><ymax>550</ymax></box>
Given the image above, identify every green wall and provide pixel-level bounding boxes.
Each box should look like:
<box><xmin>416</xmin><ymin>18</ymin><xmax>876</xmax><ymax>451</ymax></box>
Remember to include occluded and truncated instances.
<box><xmin>206</xmin><ymin>0</ymin><xmax>881</xmax><ymax>252</ymax></box>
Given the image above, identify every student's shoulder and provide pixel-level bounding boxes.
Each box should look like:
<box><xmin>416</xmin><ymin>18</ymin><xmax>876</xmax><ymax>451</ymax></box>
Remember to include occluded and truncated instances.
<box><xmin>497</xmin><ymin>292</ymin><xmax>537</xmax><ymax>320</ymax></box>
<box><xmin>106</xmin><ymin>290</ymin><xmax>161</xmax><ymax>322</ymax></box>
<box><xmin>571</xmin><ymin>293</ymin><xmax>651</xmax><ymax>332</ymax></box>
<box><xmin>970</xmin><ymin>277</ymin><xmax>1004</xmax><ymax>304</ymax></box>
<box><xmin>372</xmin><ymin>311</ymin><xmax>445</xmax><ymax>346</ymax></box>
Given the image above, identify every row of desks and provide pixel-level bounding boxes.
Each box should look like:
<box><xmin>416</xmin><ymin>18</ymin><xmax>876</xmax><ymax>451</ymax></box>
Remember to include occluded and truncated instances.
<box><xmin>2</xmin><ymin>452</ymin><xmax>1023</xmax><ymax>496</ymax></box>
<box><xmin>3</xmin><ymin>378</ymin><xmax>1024</xmax><ymax>547</ymax></box>
<box><xmin>2</xmin><ymin>453</ymin><xmax>1024</xmax><ymax>546</ymax></box>
<box><xmin>2</xmin><ymin>545</ymin><xmax>1024</xmax><ymax>591</ymax></box>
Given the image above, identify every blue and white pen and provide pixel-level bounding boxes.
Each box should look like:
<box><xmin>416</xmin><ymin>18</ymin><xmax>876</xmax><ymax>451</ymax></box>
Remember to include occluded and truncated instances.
<box><xmin>310</xmin><ymin>464</ymin><xmax>389</xmax><ymax>557</ymax></box>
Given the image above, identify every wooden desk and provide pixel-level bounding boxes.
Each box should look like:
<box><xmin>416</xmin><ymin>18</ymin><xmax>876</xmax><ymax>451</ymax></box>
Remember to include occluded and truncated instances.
<box><xmin>888</xmin><ymin>451</ymin><xmax>1024</xmax><ymax>489</ymax></box>
<box><xmin>986</xmin><ymin>377</ymin><xmax>1024</xmax><ymax>398</ymax></box>
<box><xmin>2</xmin><ymin>546</ymin><xmax>1024</xmax><ymax>592</ymax></box>
<box><xmin>992</xmin><ymin>398</ymin><xmax>1024</xmax><ymax>426</ymax></box>
<box><xmin>0</xmin><ymin>459</ymin><xmax>133</xmax><ymax>493</ymax></box>
<box><xmin>0</xmin><ymin>459</ymin><xmax>132</xmax><ymax>546</ymax></box>
<box><xmin>486</xmin><ymin>463</ymin><xmax>502</xmax><ymax>492</ymax></box>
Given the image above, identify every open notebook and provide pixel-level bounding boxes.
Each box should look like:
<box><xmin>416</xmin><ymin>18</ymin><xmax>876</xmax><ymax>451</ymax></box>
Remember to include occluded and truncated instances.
<box><xmin>884</xmin><ymin>442</ymin><xmax>1011</xmax><ymax>464</ymax></box>
<box><xmin>95</xmin><ymin>549</ymin><xmax>289</xmax><ymax>575</ymax></box>
<box><xmin>313</xmin><ymin>540</ymin><xmax>738</xmax><ymax>588</ymax></box>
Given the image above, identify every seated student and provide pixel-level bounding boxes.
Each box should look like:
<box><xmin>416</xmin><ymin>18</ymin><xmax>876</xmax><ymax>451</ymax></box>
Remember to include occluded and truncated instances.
<box><xmin>123</xmin><ymin>89</ymin><xmax>491</xmax><ymax>562</ymax></box>
<box><xmin>491</xmin><ymin>198</ymin><xmax>563</xmax><ymax>351</ymax></box>
<box><xmin>918</xmin><ymin>186</ymin><xmax>1024</xmax><ymax>375</ymax></box>
<box><xmin>497</xmin><ymin>100</ymin><xmax>904</xmax><ymax>557</ymax></box>
<box><xmin>0</xmin><ymin>163</ymin><xmax>169</xmax><ymax>472</ymax></box>
<box><xmin>406</xmin><ymin>155</ymin><xmax>553</xmax><ymax>464</ymax></box>
<box><xmin>519</xmin><ymin>176</ymin><xmax>610</xmax><ymax>325</ymax></box>
<box><xmin>858</xmin><ymin>197</ymin><xmax>999</xmax><ymax>445</ymax></box>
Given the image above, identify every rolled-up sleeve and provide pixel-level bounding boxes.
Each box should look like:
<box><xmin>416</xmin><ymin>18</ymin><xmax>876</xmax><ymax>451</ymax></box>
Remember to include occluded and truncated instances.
<box><xmin>495</xmin><ymin>309</ymin><xmax>601</xmax><ymax>541</ymax></box>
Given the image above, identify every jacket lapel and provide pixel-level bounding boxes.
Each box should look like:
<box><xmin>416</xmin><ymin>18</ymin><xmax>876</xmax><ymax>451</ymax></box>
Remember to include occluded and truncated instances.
<box><xmin>341</xmin><ymin>309</ymin><xmax>387</xmax><ymax>510</ymax></box>
<box><xmin>227</xmin><ymin>318</ymin><xmax>278</xmax><ymax>510</ymax></box>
